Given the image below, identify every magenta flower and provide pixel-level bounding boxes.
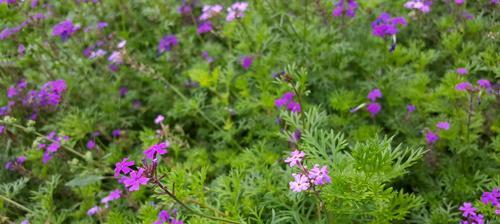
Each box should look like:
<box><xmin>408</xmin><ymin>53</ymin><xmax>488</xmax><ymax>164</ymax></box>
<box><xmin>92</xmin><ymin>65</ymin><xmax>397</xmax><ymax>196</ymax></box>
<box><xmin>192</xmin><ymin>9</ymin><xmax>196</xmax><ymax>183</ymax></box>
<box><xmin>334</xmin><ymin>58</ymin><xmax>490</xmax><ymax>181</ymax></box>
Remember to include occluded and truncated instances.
<box><xmin>455</xmin><ymin>0</ymin><xmax>465</xmax><ymax>5</ymax></box>
<box><xmin>404</xmin><ymin>0</ymin><xmax>432</xmax><ymax>13</ymax></box>
<box><xmin>367</xmin><ymin>89</ymin><xmax>382</xmax><ymax>102</ymax></box>
<box><xmin>275</xmin><ymin>92</ymin><xmax>301</xmax><ymax>113</ymax></box>
<box><xmin>199</xmin><ymin>4</ymin><xmax>223</xmax><ymax>21</ymax></box>
<box><xmin>154</xmin><ymin>210</ymin><xmax>170</xmax><ymax>224</ymax></box>
<box><xmin>308</xmin><ymin>165</ymin><xmax>332</xmax><ymax>185</ymax></box>
<box><xmin>86</xmin><ymin>205</ymin><xmax>101</xmax><ymax>216</ymax></box>
<box><xmin>16</xmin><ymin>156</ymin><xmax>27</xmax><ymax>164</ymax></box>
<box><xmin>155</xmin><ymin>115</ymin><xmax>165</xmax><ymax>124</ymax></box>
<box><xmin>332</xmin><ymin>0</ymin><xmax>358</xmax><ymax>18</ymax></box>
<box><xmin>455</xmin><ymin>82</ymin><xmax>473</xmax><ymax>91</ymax></box>
<box><xmin>284</xmin><ymin>150</ymin><xmax>305</xmax><ymax>167</ymax></box>
<box><xmin>197</xmin><ymin>21</ymin><xmax>213</xmax><ymax>34</ymax></box>
<box><xmin>477</xmin><ymin>79</ymin><xmax>491</xmax><ymax>89</ymax></box>
<box><xmin>112</xmin><ymin>129</ymin><xmax>121</xmax><ymax>137</ymax></box>
<box><xmin>51</xmin><ymin>20</ymin><xmax>79</xmax><ymax>40</ymax></box>
<box><xmin>158</xmin><ymin>35</ymin><xmax>179</xmax><ymax>54</ymax></box>
<box><xmin>286</xmin><ymin>101</ymin><xmax>301</xmax><ymax>113</ymax></box>
<box><xmin>407</xmin><ymin>104</ymin><xmax>416</xmax><ymax>113</ymax></box>
<box><xmin>241</xmin><ymin>56</ymin><xmax>253</xmax><ymax>70</ymax></box>
<box><xmin>436</xmin><ymin>122</ymin><xmax>450</xmax><ymax>130</ymax></box>
<box><xmin>123</xmin><ymin>168</ymin><xmax>149</xmax><ymax>191</ymax></box>
<box><xmin>425</xmin><ymin>131</ymin><xmax>439</xmax><ymax>145</ymax></box>
<box><xmin>289</xmin><ymin>173</ymin><xmax>310</xmax><ymax>192</ymax></box>
<box><xmin>456</xmin><ymin>68</ymin><xmax>468</xmax><ymax>75</ymax></box>
<box><xmin>459</xmin><ymin>202</ymin><xmax>477</xmax><ymax>217</ymax></box>
<box><xmin>366</xmin><ymin>102</ymin><xmax>381</xmax><ymax>117</ymax></box>
<box><xmin>86</xmin><ymin>139</ymin><xmax>96</xmax><ymax>150</ymax></box>
<box><xmin>100</xmin><ymin>189</ymin><xmax>122</xmax><ymax>204</ymax></box>
<box><xmin>226</xmin><ymin>2</ymin><xmax>248</xmax><ymax>21</ymax></box>
<box><xmin>46</xmin><ymin>142</ymin><xmax>60</xmax><ymax>153</ymax></box>
<box><xmin>0</xmin><ymin>126</ymin><xmax>4</xmax><ymax>134</ymax></box>
<box><xmin>42</xmin><ymin>152</ymin><xmax>52</xmax><ymax>164</ymax></box>
<box><xmin>144</xmin><ymin>142</ymin><xmax>170</xmax><ymax>159</ymax></box>
<box><xmin>371</xmin><ymin>13</ymin><xmax>407</xmax><ymax>38</ymax></box>
<box><xmin>114</xmin><ymin>157</ymin><xmax>135</xmax><ymax>177</ymax></box>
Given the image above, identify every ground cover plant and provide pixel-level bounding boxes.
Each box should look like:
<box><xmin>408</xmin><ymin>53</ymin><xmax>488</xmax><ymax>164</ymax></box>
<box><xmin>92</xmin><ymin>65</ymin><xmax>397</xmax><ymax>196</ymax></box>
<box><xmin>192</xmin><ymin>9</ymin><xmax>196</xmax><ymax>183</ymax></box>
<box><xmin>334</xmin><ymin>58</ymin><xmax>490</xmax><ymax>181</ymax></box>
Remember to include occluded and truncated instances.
<box><xmin>0</xmin><ymin>0</ymin><xmax>499</xmax><ymax>223</ymax></box>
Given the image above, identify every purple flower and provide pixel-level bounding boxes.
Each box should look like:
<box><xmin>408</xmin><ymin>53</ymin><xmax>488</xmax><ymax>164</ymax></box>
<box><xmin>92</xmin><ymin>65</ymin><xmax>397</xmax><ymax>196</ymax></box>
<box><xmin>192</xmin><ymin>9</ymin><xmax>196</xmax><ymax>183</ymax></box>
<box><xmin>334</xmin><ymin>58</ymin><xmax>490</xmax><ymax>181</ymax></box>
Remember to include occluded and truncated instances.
<box><xmin>404</xmin><ymin>0</ymin><xmax>432</xmax><ymax>13</ymax></box>
<box><xmin>42</xmin><ymin>152</ymin><xmax>52</xmax><ymax>164</ymax></box>
<box><xmin>286</xmin><ymin>101</ymin><xmax>301</xmax><ymax>113</ymax></box>
<box><xmin>456</xmin><ymin>68</ymin><xmax>468</xmax><ymax>75</ymax></box>
<box><xmin>96</xmin><ymin>22</ymin><xmax>108</xmax><ymax>30</ymax></box>
<box><xmin>16</xmin><ymin>156</ymin><xmax>27</xmax><ymax>164</ymax></box>
<box><xmin>4</xmin><ymin>161</ymin><xmax>14</xmax><ymax>170</ymax></box>
<box><xmin>480</xmin><ymin>191</ymin><xmax>498</xmax><ymax>205</ymax></box>
<box><xmin>332</xmin><ymin>0</ymin><xmax>358</xmax><ymax>17</ymax></box>
<box><xmin>284</xmin><ymin>150</ymin><xmax>305</xmax><ymax>167</ymax></box>
<box><xmin>119</xmin><ymin>86</ymin><xmax>128</xmax><ymax>97</ymax></box>
<box><xmin>289</xmin><ymin>173</ymin><xmax>310</xmax><ymax>192</ymax></box>
<box><xmin>87</xmin><ymin>206</ymin><xmax>101</xmax><ymax>216</ymax></box>
<box><xmin>289</xmin><ymin>130</ymin><xmax>301</xmax><ymax>144</ymax></box>
<box><xmin>20</xmin><ymin>220</ymin><xmax>29</xmax><ymax>224</ymax></box>
<box><xmin>459</xmin><ymin>202</ymin><xmax>477</xmax><ymax>217</ymax></box>
<box><xmin>455</xmin><ymin>82</ymin><xmax>473</xmax><ymax>91</ymax></box>
<box><xmin>366</xmin><ymin>102</ymin><xmax>381</xmax><ymax>117</ymax></box>
<box><xmin>367</xmin><ymin>89</ymin><xmax>382</xmax><ymax>102</ymax></box>
<box><xmin>51</xmin><ymin>20</ymin><xmax>79</xmax><ymax>40</ymax></box>
<box><xmin>197</xmin><ymin>21</ymin><xmax>213</xmax><ymax>34</ymax></box>
<box><xmin>226</xmin><ymin>2</ymin><xmax>248</xmax><ymax>21</ymax></box>
<box><xmin>100</xmin><ymin>189</ymin><xmax>122</xmax><ymax>204</ymax></box>
<box><xmin>114</xmin><ymin>157</ymin><xmax>135</xmax><ymax>177</ymax></box>
<box><xmin>425</xmin><ymin>131</ymin><xmax>439</xmax><ymax>145</ymax></box>
<box><xmin>7</xmin><ymin>86</ymin><xmax>17</xmax><ymax>98</ymax></box>
<box><xmin>275</xmin><ymin>92</ymin><xmax>301</xmax><ymax>113</ymax></box>
<box><xmin>477</xmin><ymin>79</ymin><xmax>491</xmax><ymax>89</ymax></box>
<box><xmin>199</xmin><ymin>4</ymin><xmax>223</xmax><ymax>21</ymax></box>
<box><xmin>154</xmin><ymin>210</ymin><xmax>170</xmax><ymax>224</ymax></box>
<box><xmin>371</xmin><ymin>13</ymin><xmax>407</xmax><ymax>38</ymax></box>
<box><xmin>18</xmin><ymin>44</ymin><xmax>25</xmax><ymax>56</ymax></box>
<box><xmin>178</xmin><ymin>3</ymin><xmax>192</xmax><ymax>15</ymax></box>
<box><xmin>455</xmin><ymin>0</ymin><xmax>465</xmax><ymax>5</ymax></box>
<box><xmin>407</xmin><ymin>104</ymin><xmax>416</xmax><ymax>113</ymax></box>
<box><xmin>241</xmin><ymin>56</ymin><xmax>253</xmax><ymax>70</ymax></box>
<box><xmin>0</xmin><ymin>126</ymin><xmax>5</xmax><ymax>134</ymax></box>
<box><xmin>158</xmin><ymin>35</ymin><xmax>178</xmax><ymax>54</ymax></box>
<box><xmin>143</xmin><ymin>142</ymin><xmax>169</xmax><ymax>159</ymax></box>
<box><xmin>123</xmin><ymin>168</ymin><xmax>149</xmax><ymax>191</ymax></box>
<box><xmin>436</xmin><ymin>122</ymin><xmax>450</xmax><ymax>130</ymax></box>
<box><xmin>47</xmin><ymin>142</ymin><xmax>60</xmax><ymax>153</ymax></box>
<box><xmin>108</xmin><ymin>51</ymin><xmax>123</xmax><ymax>64</ymax></box>
<box><xmin>112</xmin><ymin>129</ymin><xmax>121</xmax><ymax>138</ymax></box>
<box><xmin>308</xmin><ymin>165</ymin><xmax>332</xmax><ymax>185</ymax></box>
<box><xmin>155</xmin><ymin>115</ymin><xmax>164</xmax><ymax>124</ymax></box>
<box><xmin>86</xmin><ymin>139</ymin><xmax>96</xmax><ymax>150</ymax></box>
<box><xmin>202</xmin><ymin>51</ymin><xmax>214</xmax><ymax>63</ymax></box>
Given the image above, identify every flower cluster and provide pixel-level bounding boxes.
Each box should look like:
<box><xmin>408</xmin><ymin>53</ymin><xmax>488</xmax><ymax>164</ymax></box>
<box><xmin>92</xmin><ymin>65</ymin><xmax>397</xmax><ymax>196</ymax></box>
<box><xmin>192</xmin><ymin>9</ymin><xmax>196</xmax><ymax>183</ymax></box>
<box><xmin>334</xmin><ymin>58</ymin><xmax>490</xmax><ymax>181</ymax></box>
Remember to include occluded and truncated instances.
<box><xmin>404</xmin><ymin>0</ymin><xmax>432</xmax><ymax>13</ymax></box>
<box><xmin>51</xmin><ymin>20</ymin><xmax>80</xmax><ymax>40</ymax></box>
<box><xmin>158</xmin><ymin>35</ymin><xmax>179</xmax><ymax>54</ymax></box>
<box><xmin>154</xmin><ymin>210</ymin><xmax>183</xmax><ymax>224</ymax></box>
<box><xmin>456</xmin><ymin>79</ymin><xmax>492</xmax><ymax>92</ymax></box>
<box><xmin>285</xmin><ymin>150</ymin><xmax>331</xmax><ymax>192</ymax></box>
<box><xmin>424</xmin><ymin>121</ymin><xmax>450</xmax><ymax>145</ymax></box>
<box><xmin>87</xmin><ymin>189</ymin><xmax>123</xmax><ymax>216</ymax></box>
<box><xmin>200</xmin><ymin>4</ymin><xmax>224</xmax><ymax>21</ymax></box>
<box><xmin>0</xmin><ymin>13</ymin><xmax>48</xmax><ymax>40</ymax></box>
<box><xmin>37</xmin><ymin>131</ymin><xmax>70</xmax><ymax>164</ymax></box>
<box><xmin>459</xmin><ymin>188</ymin><xmax>500</xmax><ymax>224</ymax></box>
<box><xmin>1</xmin><ymin>79</ymin><xmax>67</xmax><ymax>121</ymax></box>
<box><xmin>332</xmin><ymin>0</ymin><xmax>358</xmax><ymax>18</ymax></box>
<box><xmin>366</xmin><ymin>88</ymin><xmax>382</xmax><ymax>117</ymax></box>
<box><xmin>4</xmin><ymin>156</ymin><xmax>27</xmax><ymax>171</ymax></box>
<box><xmin>275</xmin><ymin>92</ymin><xmax>301</xmax><ymax>113</ymax></box>
<box><xmin>226</xmin><ymin>2</ymin><xmax>248</xmax><ymax>21</ymax></box>
<box><xmin>371</xmin><ymin>13</ymin><xmax>407</xmax><ymax>38</ymax></box>
<box><xmin>241</xmin><ymin>56</ymin><xmax>253</xmax><ymax>70</ymax></box>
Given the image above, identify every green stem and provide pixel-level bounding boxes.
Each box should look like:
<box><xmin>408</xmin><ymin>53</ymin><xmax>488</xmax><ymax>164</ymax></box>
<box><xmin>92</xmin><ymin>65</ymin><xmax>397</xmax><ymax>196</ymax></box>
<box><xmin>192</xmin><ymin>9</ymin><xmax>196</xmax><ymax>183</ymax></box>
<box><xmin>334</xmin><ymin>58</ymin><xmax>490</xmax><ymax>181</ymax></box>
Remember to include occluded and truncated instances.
<box><xmin>0</xmin><ymin>194</ymin><xmax>33</xmax><ymax>213</ymax></box>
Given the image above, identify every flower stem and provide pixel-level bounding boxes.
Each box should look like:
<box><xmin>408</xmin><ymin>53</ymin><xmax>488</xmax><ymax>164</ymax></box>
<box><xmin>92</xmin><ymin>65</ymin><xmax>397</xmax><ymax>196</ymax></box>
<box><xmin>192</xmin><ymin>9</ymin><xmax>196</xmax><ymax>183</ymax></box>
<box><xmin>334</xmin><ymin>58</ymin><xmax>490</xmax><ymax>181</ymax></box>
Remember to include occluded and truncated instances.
<box><xmin>0</xmin><ymin>194</ymin><xmax>33</xmax><ymax>213</ymax></box>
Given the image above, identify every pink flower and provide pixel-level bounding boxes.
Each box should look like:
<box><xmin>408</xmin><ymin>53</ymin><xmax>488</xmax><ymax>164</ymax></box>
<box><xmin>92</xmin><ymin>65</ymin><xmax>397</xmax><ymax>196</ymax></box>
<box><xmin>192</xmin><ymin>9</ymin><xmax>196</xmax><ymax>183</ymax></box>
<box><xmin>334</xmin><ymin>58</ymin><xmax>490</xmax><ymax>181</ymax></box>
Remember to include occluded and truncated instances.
<box><xmin>477</xmin><ymin>79</ymin><xmax>491</xmax><ymax>89</ymax></box>
<box><xmin>155</xmin><ymin>115</ymin><xmax>165</xmax><ymax>124</ymax></box>
<box><xmin>425</xmin><ymin>131</ymin><xmax>439</xmax><ymax>145</ymax></box>
<box><xmin>144</xmin><ymin>142</ymin><xmax>169</xmax><ymax>159</ymax></box>
<box><xmin>455</xmin><ymin>0</ymin><xmax>465</xmax><ymax>5</ymax></box>
<box><xmin>367</xmin><ymin>89</ymin><xmax>383</xmax><ymax>101</ymax></box>
<box><xmin>123</xmin><ymin>168</ymin><xmax>149</xmax><ymax>191</ymax></box>
<box><xmin>114</xmin><ymin>157</ymin><xmax>135</xmax><ymax>177</ymax></box>
<box><xmin>436</xmin><ymin>122</ymin><xmax>450</xmax><ymax>130</ymax></box>
<box><xmin>100</xmin><ymin>189</ymin><xmax>122</xmax><ymax>205</ymax></box>
<box><xmin>366</xmin><ymin>102</ymin><xmax>381</xmax><ymax>117</ymax></box>
<box><xmin>241</xmin><ymin>56</ymin><xmax>253</xmax><ymax>70</ymax></box>
<box><xmin>308</xmin><ymin>165</ymin><xmax>332</xmax><ymax>185</ymax></box>
<box><xmin>459</xmin><ymin>202</ymin><xmax>477</xmax><ymax>217</ymax></box>
<box><xmin>289</xmin><ymin>173</ymin><xmax>310</xmax><ymax>192</ymax></box>
<box><xmin>86</xmin><ymin>139</ymin><xmax>96</xmax><ymax>150</ymax></box>
<box><xmin>226</xmin><ymin>2</ymin><xmax>248</xmax><ymax>21</ymax></box>
<box><xmin>199</xmin><ymin>4</ymin><xmax>223</xmax><ymax>21</ymax></box>
<box><xmin>154</xmin><ymin>210</ymin><xmax>170</xmax><ymax>224</ymax></box>
<box><xmin>456</xmin><ymin>68</ymin><xmax>468</xmax><ymax>75</ymax></box>
<box><xmin>455</xmin><ymin>82</ymin><xmax>472</xmax><ymax>91</ymax></box>
<box><xmin>275</xmin><ymin>92</ymin><xmax>301</xmax><ymax>113</ymax></box>
<box><xmin>284</xmin><ymin>150</ymin><xmax>305</xmax><ymax>167</ymax></box>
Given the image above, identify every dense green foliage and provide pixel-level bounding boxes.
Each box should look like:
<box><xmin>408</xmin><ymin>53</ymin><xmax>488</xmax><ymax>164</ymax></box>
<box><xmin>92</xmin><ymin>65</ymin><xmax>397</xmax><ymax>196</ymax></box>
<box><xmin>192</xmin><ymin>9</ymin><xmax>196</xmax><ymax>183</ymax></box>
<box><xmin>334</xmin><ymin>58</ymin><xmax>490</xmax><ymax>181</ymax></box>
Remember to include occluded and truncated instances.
<box><xmin>0</xmin><ymin>0</ymin><xmax>499</xmax><ymax>223</ymax></box>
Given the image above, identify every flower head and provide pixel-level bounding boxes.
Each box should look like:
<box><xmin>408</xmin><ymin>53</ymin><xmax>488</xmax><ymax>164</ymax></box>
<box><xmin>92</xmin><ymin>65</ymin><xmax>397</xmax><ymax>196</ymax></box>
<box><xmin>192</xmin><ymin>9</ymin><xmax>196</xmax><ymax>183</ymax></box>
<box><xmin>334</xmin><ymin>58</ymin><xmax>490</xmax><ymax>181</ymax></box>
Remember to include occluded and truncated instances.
<box><xmin>158</xmin><ymin>35</ymin><xmax>179</xmax><ymax>54</ymax></box>
<box><xmin>199</xmin><ymin>4</ymin><xmax>223</xmax><ymax>21</ymax></box>
<box><xmin>459</xmin><ymin>202</ymin><xmax>477</xmax><ymax>217</ymax></box>
<box><xmin>114</xmin><ymin>157</ymin><xmax>135</xmax><ymax>177</ymax></box>
<box><xmin>144</xmin><ymin>142</ymin><xmax>170</xmax><ymax>159</ymax></box>
<box><xmin>87</xmin><ymin>206</ymin><xmax>101</xmax><ymax>216</ymax></box>
<box><xmin>477</xmin><ymin>79</ymin><xmax>491</xmax><ymax>89</ymax></box>
<box><xmin>404</xmin><ymin>0</ymin><xmax>432</xmax><ymax>13</ymax></box>
<box><xmin>366</xmin><ymin>102</ymin><xmax>381</xmax><ymax>117</ymax></box>
<box><xmin>197</xmin><ymin>21</ymin><xmax>213</xmax><ymax>34</ymax></box>
<box><xmin>332</xmin><ymin>0</ymin><xmax>359</xmax><ymax>18</ymax></box>
<box><xmin>367</xmin><ymin>89</ymin><xmax>382</xmax><ymax>102</ymax></box>
<box><xmin>226</xmin><ymin>2</ymin><xmax>248</xmax><ymax>21</ymax></box>
<box><xmin>241</xmin><ymin>56</ymin><xmax>253</xmax><ymax>70</ymax></box>
<box><xmin>456</xmin><ymin>68</ymin><xmax>468</xmax><ymax>75</ymax></box>
<box><xmin>371</xmin><ymin>13</ymin><xmax>407</xmax><ymax>38</ymax></box>
<box><xmin>86</xmin><ymin>139</ymin><xmax>96</xmax><ymax>150</ymax></box>
<box><xmin>123</xmin><ymin>168</ymin><xmax>149</xmax><ymax>191</ymax></box>
<box><xmin>308</xmin><ymin>165</ymin><xmax>332</xmax><ymax>185</ymax></box>
<box><xmin>407</xmin><ymin>104</ymin><xmax>416</xmax><ymax>113</ymax></box>
<box><xmin>436</xmin><ymin>122</ymin><xmax>450</xmax><ymax>130</ymax></box>
<box><xmin>455</xmin><ymin>82</ymin><xmax>473</xmax><ymax>91</ymax></box>
<box><xmin>289</xmin><ymin>173</ymin><xmax>310</xmax><ymax>192</ymax></box>
<box><xmin>100</xmin><ymin>189</ymin><xmax>122</xmax><ymax>204</ymax></box>
<box><xmin>284</xmin><ymin>150</ymin><xmax>305</xmax><ymax>167</ymax></box>
<box><xmin>425</xmin><ymin>131</ymin><xmax>439</xmax><ymax>145</ymax></box>
<box><xmin>155</xmin><ymin>115</ymin><xmax>165</xmax><ymax>124</ymax></box>
<box><xmin>51</xmin><ymin>20</ymin><xmax>79</xmax><ymax>40</ymax></box>
<box><xmin>154</xmin><ymin>210</ymin><xmax>170</xmax><ymax>224</ymax></box>
<box><xmin>275</xmin><ymin>92</ymin><xmax>301</xmax><ymax>113</ymax></box>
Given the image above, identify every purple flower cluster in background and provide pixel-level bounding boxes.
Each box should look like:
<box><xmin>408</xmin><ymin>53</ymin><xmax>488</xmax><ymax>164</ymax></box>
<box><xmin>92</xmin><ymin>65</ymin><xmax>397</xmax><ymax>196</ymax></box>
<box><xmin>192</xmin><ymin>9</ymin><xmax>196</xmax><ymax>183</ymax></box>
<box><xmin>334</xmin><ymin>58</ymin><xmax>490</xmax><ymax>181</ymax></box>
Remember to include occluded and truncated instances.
<box><xmin>154</xmin><ymin>210</ymin><xmax>184</xmax><ymax>224</ymax></box>
<box><xmin>51</xmin><ymin>20</ymin><xmax>80</xmax><ymax>40</ymax></box>
<box><xmin>1</xmin><ymin>13</ymin><xmax>48</xmax><ymax>41</ymax></box>
<box><xmin>275</xmin><ymin>92</ymin><xmax>301</xmax><ymax>113</ymax></box>
<box><xmin>371</xmin><ymin>13</ymin><xmax>407</xmax><ymax>38</ymax></box>
<box><xmin>37</xmin><ymin>131</ymin><xmax>69</xmax><ymax>164</ymax></box>
<box><xmin>226</xmin><ymin>2</ymin><xmax>248</xmax><ymax>21</ymax></box>
<box><xmin>4</xmin><ymin>156</ymin><xmax>27</xmax><ymax>171</ymax></box>
<box><xmin>87</xmin><ymin>189</ymin><xmax>122</xmax><ymax>216</ymax></box>
<box><xmin>366</xmin><ymin>88</ymin><xmax>383</xmax><ymax>117</ymax></box>
<box><xmin>455</xmin><ymin>79</ymin><xmax>492</xmax><ymax>92</ymax></box>
<box><xmin>404</xmin><ymin>0</ymin><xmax>432</xmax><ymax>13</ymax></box>
<box><xmin>158</xmin><ymin>35</ymin><xmax>179</xmax><ymax>54</ymax></box>
<box><xmin>425</xmin><ymin>121</ymin><xmax>450</xmax><ymax>145</ymax></box>
<box><xmin>1</xmin><ymin>79</ymin><xmax>67</xmax><ymax>120</ymax></box>
<box><xmin>332</xmin><ymin>0</ymin><xmax>358</xmax><ymax>18</ymax></box>
<box><xmin>459</xmin><ymin>188</ymin><xmax>500</xmax><ymax>223</ymax></box>
<box><xmin>285</xmin><ymin>150</ymin><xmax>332</xmax><ymax>192</ymax></box>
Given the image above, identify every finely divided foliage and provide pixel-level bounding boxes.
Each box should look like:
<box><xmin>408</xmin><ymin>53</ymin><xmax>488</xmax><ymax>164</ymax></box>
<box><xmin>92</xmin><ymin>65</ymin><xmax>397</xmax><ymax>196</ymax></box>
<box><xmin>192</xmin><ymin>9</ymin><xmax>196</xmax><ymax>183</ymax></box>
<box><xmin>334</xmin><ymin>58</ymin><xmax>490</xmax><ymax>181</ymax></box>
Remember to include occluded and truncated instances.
<box><xmin>0</xmin><ymin>0</ymin><xmax>499</xmax><ymax>224</ymax></box>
